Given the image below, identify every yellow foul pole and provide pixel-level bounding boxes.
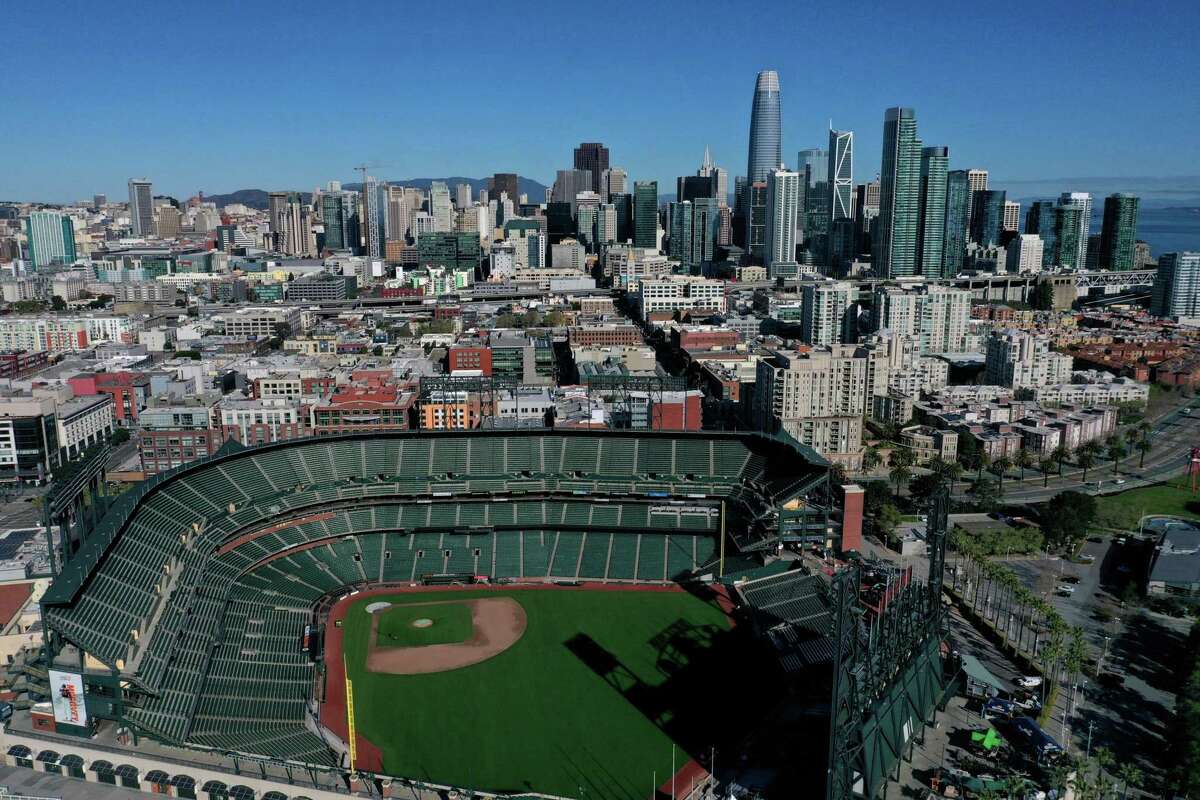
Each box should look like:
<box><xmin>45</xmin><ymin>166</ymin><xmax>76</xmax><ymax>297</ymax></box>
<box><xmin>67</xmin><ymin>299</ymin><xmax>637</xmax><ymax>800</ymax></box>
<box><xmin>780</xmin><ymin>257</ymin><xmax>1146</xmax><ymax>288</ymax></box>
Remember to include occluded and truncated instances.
<box><xmin>344</xmin><ymin>654</ymin><xmax>357</xmax><ymax>772</ymax></box>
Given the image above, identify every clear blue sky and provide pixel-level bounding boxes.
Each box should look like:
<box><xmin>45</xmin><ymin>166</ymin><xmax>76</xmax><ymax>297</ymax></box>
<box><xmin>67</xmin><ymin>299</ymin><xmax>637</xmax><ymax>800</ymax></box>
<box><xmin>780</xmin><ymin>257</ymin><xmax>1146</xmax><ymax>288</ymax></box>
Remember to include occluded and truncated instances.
<box><xmin>4</xmin><ymin>0</ymin><xmax>1198</xmax><ymax>202</ymax></box>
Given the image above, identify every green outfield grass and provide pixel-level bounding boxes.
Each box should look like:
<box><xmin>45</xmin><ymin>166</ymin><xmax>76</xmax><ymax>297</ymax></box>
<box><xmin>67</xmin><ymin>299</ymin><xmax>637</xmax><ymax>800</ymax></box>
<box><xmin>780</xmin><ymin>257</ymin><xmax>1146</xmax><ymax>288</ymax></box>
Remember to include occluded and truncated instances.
<box><xmin>342</xmin><ymin>588</ymin><xmax>772</xmax><ymax>798</ymax></box>
<box><xmin>375</xmin><ymin>601</ymin><xmax>474</xmax><ymax>648</ymax></box>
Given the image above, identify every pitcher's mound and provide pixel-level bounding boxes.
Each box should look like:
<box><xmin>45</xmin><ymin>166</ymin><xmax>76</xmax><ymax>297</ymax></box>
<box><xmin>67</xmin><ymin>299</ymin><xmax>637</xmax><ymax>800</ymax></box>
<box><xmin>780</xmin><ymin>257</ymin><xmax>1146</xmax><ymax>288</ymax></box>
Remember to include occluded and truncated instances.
<box><xmin>366</xmin><ymin>597</ymin><xmax>526</xmax><ymax>675</ymax></box>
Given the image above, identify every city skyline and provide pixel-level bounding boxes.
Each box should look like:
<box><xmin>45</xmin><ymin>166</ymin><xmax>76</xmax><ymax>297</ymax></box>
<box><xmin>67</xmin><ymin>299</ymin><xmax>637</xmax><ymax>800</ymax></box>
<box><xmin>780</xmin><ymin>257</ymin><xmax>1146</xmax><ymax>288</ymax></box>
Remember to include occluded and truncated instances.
<box><xmin>4</xmin><ymin>1</ymin><xmax>1198</xmax><ymax>201</ymax></box>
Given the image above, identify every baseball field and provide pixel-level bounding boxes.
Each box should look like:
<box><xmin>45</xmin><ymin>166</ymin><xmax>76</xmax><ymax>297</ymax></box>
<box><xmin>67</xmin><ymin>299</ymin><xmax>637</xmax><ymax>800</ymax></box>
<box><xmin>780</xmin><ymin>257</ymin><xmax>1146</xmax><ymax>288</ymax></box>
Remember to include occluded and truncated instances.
<box><xmin>337</xmin><ymin>586</ymin><xmax>758</xmax><ymax>797</ymax></box>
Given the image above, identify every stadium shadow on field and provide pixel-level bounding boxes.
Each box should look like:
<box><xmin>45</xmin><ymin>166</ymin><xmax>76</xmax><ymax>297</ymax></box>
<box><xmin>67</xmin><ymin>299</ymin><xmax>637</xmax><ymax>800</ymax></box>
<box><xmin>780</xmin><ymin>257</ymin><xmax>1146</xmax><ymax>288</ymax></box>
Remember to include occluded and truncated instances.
<box><xmin>563</xmin><ymin>617</ymin><xmax>786</xmax><ymax>763</ymax></box>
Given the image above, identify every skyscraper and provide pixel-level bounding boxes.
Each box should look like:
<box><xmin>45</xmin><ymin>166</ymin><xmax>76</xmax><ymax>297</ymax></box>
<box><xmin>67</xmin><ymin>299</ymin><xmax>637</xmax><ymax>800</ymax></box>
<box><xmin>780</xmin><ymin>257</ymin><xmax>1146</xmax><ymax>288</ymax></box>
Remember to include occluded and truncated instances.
<box><xmin>455</xmin><ymin>183</ymin><xmax>472</xmax><ymax>209</ymax></box>
<box><xmin>601</xmin><ymin>168</ymin><xmax>627</xmax><ymax>203</ymax></box>
<box><xmin>1152</xmin><ymin>253</ymin><xmax>1200</xmax><ymax>318</ymax></box>
<box><xmin>874</xmin><ymin>107</ymin><xmax>921</xmax><ymax>278</ymax></box>
<box><xmin>970</xmin><ymin>190</ymin><xmax>1007</xmax><ymax>249</ymax></box>
<box><xmin>127</xmin><ymin>178</ymin><xmax>154</xmax><ymax>236</ymax></box>
<box><xmin>633</xmin><ymin>181</ymin><xmax>658</xmax><ymax>249</ymax></box>
<box><xmin>25</xmin><ymin>211</ymin><xmax>76</xmax><ymax>268</ymax></box>
<box><xmin>1099</xmin><ymin>193</ymin><xmax>1140</xmax><ymax>271</ymax></box>
<box><xmin>430</xmin><ymin>182</ymin><xmax>453</xmax><ymax>232</ymax></box>
<box><xmin>967</xmin><ymin>169</ymin><xmax>988</xmax><ymax>192</ymax></box>
<box><xmin>917</xmin><ymin>146</ymin><xmax>949</xmax><ymax>277</ymax></box>
<box><xmin>746</xmin><ymin>70</ymin><xmax>782</xmax><ymax>183</ymax></box>
<box><xmin>268</xmin><ymin>191</ymin><xmax>289</xmax><ymax>252</ymax></box>
<box><xmin>552</xmin><ymin>170</ymin><xmax>592</xmax><ymax>214</ymax></box>
<box><xmin>827</xmin><ymin>129</ymin><xmax>854</xmax><ymax>221</ymax></box>
<box><xmin>608</xmin><ymin>193</ymin><xmax>633</xmax><ymax>243</ymax></box>
<box><xmin>362</xmin><ymin>176</ymin><xmax>383</xmax><ymax>257</ymax></box>
<box><xmin>573</xmin><ymin>143</ymin><xmax>609</xmax><ymax>194</ymax></box>
<box><xmin>1003</xmin><ymin>201</ymin><xmax>1021</xmax><ymax>232</ymax></box>
<box><xmin>798</xmin><ymin>148</ymin><xmax>829</xmax><ymax>260</ymax></box>
<box><xmin>942</xmin><ymin>170</ymin><xmax>971</xmax><ymax>276</ymax></box>
<box><xmin>668</xmin><ymin>198</ymin><xmax>719</xmax><ymax>271</ymax></box>
<box><xmin>1058</xmin><ymin>192</ymin><xmax>1092</xmax><ymax>268</ymax></box>
<box><xmin>764</xmin><ymin>168</ymin><xmax>801</xmax><ymax>275</ymax></box>
<box><xmin>698</xmin><ymin>147</ymin><xmax>729</xmax><ymax>206</ymax></box>
<box><xmin>492</xmin><ymin>174</ymin><xmax>519</xmax><ymax>203</ymax></box>
<box><xmin>748</xmin><ymin>182</ymin><xmax>768</xmax><ymax>264</ymax></box>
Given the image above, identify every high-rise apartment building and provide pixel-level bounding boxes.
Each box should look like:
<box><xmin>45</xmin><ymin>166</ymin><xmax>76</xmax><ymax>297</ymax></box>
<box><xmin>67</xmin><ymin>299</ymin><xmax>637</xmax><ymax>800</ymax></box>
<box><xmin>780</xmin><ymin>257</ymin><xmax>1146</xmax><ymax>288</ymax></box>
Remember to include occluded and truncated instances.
<box><xmin>1099</xmin><ymin>193</ymin><xmax>1139</xmax><ymax>271</ymax></box>
<box><xmin>321</xmin><ymin>190</ymin><xmax>359</xmax><ymax>252</ymax></box>
<box><xmin>1003</xmin><ymin>200</ymin><xmax>1021</xmax><ymax>232</ymax></box>
<box><xmin>1058</xmin><ymin>192</ymin><xmax>1092</xmax><ymax>268</ymax></box>
<box><xmin>1026</xmin><ymin>201</ymin><xmax>1083</xmax><ymax>268</ymax></box>
<box><xmin>668</xmin><ymin>198</ymin><xmax>719</xmax><ymax>270</ymax></box>
<box><xmin>573</xmin><ymin>143</ymin><xmax>609</xmax><ymax>194</ymax></box>
<box><xmin>874</xmin><ymin>107</ymin><xmax>920</xmax><ymax>277</ymax></box>
<box><xmin>966</xmin><ymin>169</ymin><xmax>988</xmax><ymax>192</ymax></box>
<box><xmin>943</xmin><ymin>170</ymin><xmax>970</xmax><ymax>276</ymax></box>
<box><xmin>1152</xmin><ymin>252</ymin><xmax>1200</xmax><ymax>319</ymax></box>
<box><xmin>127</xmin><ymin>178</ymin><xmax>154</xmax><ymax>236</ymax></box>
<box><xmin>25</xmin><ymin>211</ymin><xmax>77</xmax><ymax>268</ymax></box>
<box><xmin>984</xmin><ymin>329</ymin><xmax>1073</xmax><ymax>389</ymax></box>
<box><xmin>747</xmin><ymin>182</ymin><xmax>768</xmax><ymax>264</ymax></box>
<box><xmin>871</xmin><ymin>284</ymin><xmax>971</xmax><ymax>354</ymax></box>
<box><xmin>764</xmin><ymin>168</ymin><xmax>801</xmax><ymax>275</ymax></box>
<box><xmin>268</xmin><ymin>191</ymin><xmax>289</xmax><ymax>252</ymax></box>
<box><xmin>1005</xmin><ymin>234</ymin><xmax>1045</xmax><ymax>273</ymax></box>
<box><xmin>916</xmin><ymin>146</ymin><xmax>948</xmax><ymax>278</ymax></box>
<box><xmin>362</xmin><ymin>176</ymin><xmax>383</xmax><ymax>258</ymax></box>
<box><xmin>633</xmin><ymin>182</ymin><xmax>658</xmax><ymax>249</ymax></box>
<box><xmin>746</xmin><ymin>70</ymin><xmax>782</xmax><ymax>183</ymax></box>
<box><xmin>800</xmin><ymin>281</ymin><xmax>856</xmax><ymax>345</ymax></box>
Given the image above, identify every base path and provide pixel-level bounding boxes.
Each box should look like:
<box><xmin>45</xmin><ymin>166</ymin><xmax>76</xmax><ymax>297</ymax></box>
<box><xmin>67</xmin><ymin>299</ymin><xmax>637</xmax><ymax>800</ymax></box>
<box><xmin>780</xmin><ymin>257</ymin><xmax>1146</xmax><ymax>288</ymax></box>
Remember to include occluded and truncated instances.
<box><xmin>366</xmin><ymin>597</ymin><xmax>526</xmax><ymax>674</ymax></box>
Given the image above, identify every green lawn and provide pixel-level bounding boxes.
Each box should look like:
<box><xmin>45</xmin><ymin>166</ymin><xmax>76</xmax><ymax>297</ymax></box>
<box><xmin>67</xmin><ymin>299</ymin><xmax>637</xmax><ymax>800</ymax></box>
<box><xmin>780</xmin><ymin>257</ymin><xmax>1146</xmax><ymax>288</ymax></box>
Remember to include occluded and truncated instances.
<box><xmin>342</xmin><ymin>588</ymin><xmax>765</xmax><ymax>798</ymax></box>
<box><xmin>1094</xmin><ymin>473</ymin><xmax>1200</xmax><ymax>531</ymax></box>
<box><xmin>375</xmin><ymin>602</ymin><xmax>474</xmax><ymax>648</ymax></box>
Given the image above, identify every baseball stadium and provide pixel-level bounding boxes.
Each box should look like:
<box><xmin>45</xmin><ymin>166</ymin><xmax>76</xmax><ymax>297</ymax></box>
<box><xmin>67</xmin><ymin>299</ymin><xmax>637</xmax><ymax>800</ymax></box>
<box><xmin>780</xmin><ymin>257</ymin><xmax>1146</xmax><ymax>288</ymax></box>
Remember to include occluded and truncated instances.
<box><xmin>1</xmin><ymin>429</ymin><xmax>951</xmax><ymax>800</ymax></box>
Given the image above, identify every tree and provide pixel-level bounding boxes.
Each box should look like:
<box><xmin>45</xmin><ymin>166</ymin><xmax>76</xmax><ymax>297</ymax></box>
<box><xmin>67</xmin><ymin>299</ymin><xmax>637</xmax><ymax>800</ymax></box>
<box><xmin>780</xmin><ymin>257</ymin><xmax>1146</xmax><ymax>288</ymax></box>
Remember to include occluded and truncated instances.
<box><xmin>1039</xmin><ymin>457</ymin><xmax>1056</xmax><ymax>488</ymax></box>
<box><xmin>990</xmin><ymin>456</ymin><xmax>1013</xmax><ymax>492</ymax></box>
<box><xmin>928</xmin><ymin>456</ymin><xmax>962</xmax><ymax>485</ymax></box>
<box><xmin>1117</xmin><ymin>763</ymin><xmax>1143</xmax><ymax>800</ymax></box>
<box><xmin>829</xmin><ymin>463</ymin><xmax>849</xmax><ymax>486</ymax></box>
<box><xmin>1075</xmin><ymin>444</ymin><xmax>1096</xmax><ymax>482</ymax></box>
<box><xmin>1015</xmin><ymin>448</ymin><xmax>1034</xmax><ymax>481</ymax></box>
<box><xmin>957</xmin><ymin>434</ymin><xmax>982</xmax><ymax>474</ymax></box>
<box><xmin>889</xmin><ymin>462</ymin><xmax>912</xmax><ymax>494</ymax></box>
<box><xmin>968</xmin><ymin>477</ymin><xmax>1001</xmax><ymax>511</ymax></box>
<box><xmin>1108</xmin><ymin>440</ymin><xmax>1127</xmax><ymax>474</ymax></box>
<box><xmin>11</xmin><ymin>300</ymin><xmax>44</xmax><ymax>313</ymax></box>
<box><xmin>862</xmin><ymin>446</ymin><xmax>882</xmax><ymax>472</ymax></box>
<box><xmin>977</xmin><ymin>450</ymin><xmax>991</xmax><ymax>481</ymax></box>
<box><xmin>1052</xmin><ymin>444</ymin><xmax>1071</xmax><ymax>476</ymax></box>
<box><xmin>50</xmin><ymin>295</ymin><xmax>67</xmax><ymax>311</ymax></box>
<box><xmin>1135</xmin><ymin>437</ymin><xmax>1152</xmax><ymax>468</ymax></box>
<box><xmin>1031</xmin><ymin>280</ymin><xmax>1055</xmax><ymax>310</ymax></box>
<box><xmin>874</xmin><ymin>502</ymin><xmax>903</xmax><ymax>543</ymax></box>
<box><xmin>1041</xmin><ymin>491</ymin><xmax>1098</xmax><ymax>550</ymax></box>
<box><xmin>109</xmin><ymin>428</ymin><xmax>130</xmax><ymax>445</ymax></box>
<box><xmin>909</xmin><ymin>472</ymin><xmax>942</xmax><ymax>506</ymax></box>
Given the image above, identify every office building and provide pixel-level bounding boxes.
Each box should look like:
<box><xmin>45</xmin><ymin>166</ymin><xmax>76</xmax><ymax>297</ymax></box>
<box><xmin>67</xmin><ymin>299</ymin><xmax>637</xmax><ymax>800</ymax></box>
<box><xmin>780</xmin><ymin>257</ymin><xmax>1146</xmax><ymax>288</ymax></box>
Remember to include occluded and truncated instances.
<box><xmin>698</xmin><ymin>147</ymin><xmax>729</xmax><ymax>206</ymax></box>
<box><xmin>636</xmin><ymin>275</ymin><xmax>727</xmax><ymax>316</ymax></box>
<box><xmin>430</xmin><ymin>181</ymin><xmax>454</xmax><ymax>232</ymax></box>
<box><xmin>0</xmin><ymin>396</ymin><xmax>60</xmax><ymax>482</ymax></box>
<box><xmin>552</xmin><ymin>170</ymin><xmax>592</xmax><ymax>213</ymax></box>
<box><xmin>601</xmin><ymin>168</ymin><xmax>627</xmax><ymax>203</ymax></box>
<box><xmin>25</xmin><ymin>211</ymin><xmax>77</xmax><ymax>268</ymax></box>
<box><xmin>455</xmin><ymin>183</ymin><xmax>472</xmax><ymax>209</ymax></box>
<box><xmin>417</xmin><ymin>232</ymin><xmax>480</xmax><ymax>272</ymax></box>
<box><xmin>574</xmin><ymin>143</ymin><xmax>609</xmax><ymax>194</ymax></box>
<box><xmin>916</xmin><ymin>146</ymin><xmax>948</xmax><ymax>277</ymax></box>
<box><xmin>267</xmin><ymin>191</ymin><xmax>289</xmax><ymax>251</ymax></box>
<box><xmin>491</xmin><ymin>174</ymin><xmax>519</xmax><ymax>203</ymax></box>
<box><xmin>827</xmin><ymin>129</ymin><xmax>853</xmax><ymax>221</ymax></box>
<box><xmin>1153</xmin><ymin>252</ymin><xmax>1200</xmax><ymax>319</ymax></box>
<box><xmin>746</xmin><ymin>70</ymin><xmax>782</xmax><ymax>183</ymax></box>
<box><xmin>984</xmin><ymin>329</ymin><xmax>1073</xmax><ymax>389</ymax></box>
<box><xmin>1003</xmin><ymin>200</ymin><xmax>1021</xmax><ymax>232</ymax></box>
<box><xmin>321</xmin><ymin>191</ymin><xmax>359</xmax><ymax>252</ymax></box>
<box><xmin>970</xmin><ymin>189</ymin><xmax>1007</xmax><ymax>248</ymax></box>
<box><xmin>967</xmin><ymin>169</ymin><xmax>988</xmax><ymax>192</ymax></box>
<box><xmin>633</xmin><ymin>181</ymin><xmax>658</xmax><ymax>249</ymax></box>
<box><xmin>1058</xmin><ymin>192</ymin><xmax>1092</xmax><ymax>268</ymax></box>
<box><xmin>764</xmin><ymin>168</ymin><xmax>801</xmax><ymax>276</ymax></box>
<box><xmin>127</xmin><ymin>178</ymin><xmax>154</xmax><ymax>236</ymax></box>
<box><xmin>668</xmin><ymin>198</ymin><xmax>719</xmax><ymax>271</ymax></box>
<box><xmin>608</xmin><ymin>192</ymin><xmax>633</xmax><ymax>243</ymax></box>
<box><xmin>678</xmin><ymin>175</ymin><xmax>718</xmax><ymax>203</ymax></box>
<box><xmin>747</xmin><ymin>181</ymin><xmax>768</xmax><ymax>264</ymax></box>
<box><xmin>596</xmin><ymin>203</ymin><xmax>617</xmax><ymax>248</ymax></box>
<box><xmin>874</xmin><ymin>107</ymin><xmax>920</xmax><ymax>277</ymax></box>
<box><xmin>872</xmin><ymin>284</ymin><xmax>971</xmax><ymax>354</ymax></box>
<box><xmin>1099</xmin><ymin>193</ymin><xmax>1140</xmax><ymax>271</ymax></box>
<box><xmin>800</xmin><ymin>281</ymin><xmax>856</xmax><ymax>345</ymax></box>
<box><xmin>1026</xmin><ymin>201</ymin><xmax>1083</xmax><ymax>269</ymax></box>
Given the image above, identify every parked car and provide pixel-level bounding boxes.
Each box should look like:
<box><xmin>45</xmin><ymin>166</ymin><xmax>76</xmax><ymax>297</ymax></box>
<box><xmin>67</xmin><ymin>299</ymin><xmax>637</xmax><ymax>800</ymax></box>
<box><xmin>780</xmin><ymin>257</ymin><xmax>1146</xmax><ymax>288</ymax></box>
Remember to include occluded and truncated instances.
<box><xmin>1056</xmin><ymin>585</ymin><xmax>1076</xmax><ymax>595</ymax></box>
<box><xmin>1077</xmin><ymin>554</ymin><xmax>1096</xmax><ymax>564</ymax></box>
<box><xmin>984</xmin><ymin>697</ymin><xmax>1018</xmax><ymax>718</ymax></box>
<box><xmin>1097</xmin><ymin>672</ymin><xmax>1125</xmax><ymax>689</ymax></box>
<box><xmin>1011</xmin><ymin>694</ymin><xmax>1041</xmax><ymax>711</ymax></box>
<box><xmin>1060</xmin><ymin>575</ymin><xmax>1081</xmax><ymax>584</ymax></box>
<box><xmin>1017</xmin><ymin>676</ymin><xmax>1043</xmax><ymax>688</ymax></box>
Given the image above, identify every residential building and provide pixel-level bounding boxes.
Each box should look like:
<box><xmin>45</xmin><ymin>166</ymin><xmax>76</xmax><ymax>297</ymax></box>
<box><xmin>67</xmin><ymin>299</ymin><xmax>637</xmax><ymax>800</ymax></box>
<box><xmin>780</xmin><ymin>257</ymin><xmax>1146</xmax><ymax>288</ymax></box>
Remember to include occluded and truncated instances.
<box><xmin>900</xmin><ymin>425</ymin><xmax>957</xmax><ymax>464</ymax></box>
<box><xmin>916</xmin><ymin>146</ymin><xmax>948</xmax><ymax>277</ymax></box>
<box><xmin>875</xmin><ymin>107</ymin><xmax>920</xmax><ymax>278</ymax></box>
<box><xmin>984</xmin><ymin>329</ymin><xmax>1074</xmax><ymax>389</ymax></box>
<box><xmin>1003</xmin><ymin>200</ymin><xmax>1021</xmax><ymax>232</ymax></box>
<box><xmin>25</xmin><ymin>211</ymin><xmax>77</xmax><ymax>268</ymax></box>
<box><xmin>636</xmin><ymin>275</ymin><xmax>727</xmax><ymax>317</ymax></box>
<box><xmin>1006</xmin><ymin>235</ymin><xmax>1045</xmax><ymax>274</ymax></box>
<box><xmin>764</xmin><ymin>168</ymin><xmax>801</xmax><ymax>277</ymax></box>
<box><xmin>1058</xmin><ymin>192</ymin><xmax>1093</xmax><ymax>268</ymax></box>
<box><xmin>970</xmin><ymin>189</ymin><xmax>1007</xmax><ymax>248</ymax></box>
<box><xmin>871</xmin><ymin>284</ymin><xmax>971</xmax><ymax>353</ymax></box>
<box><xmin>1152</xmin><ymin>252</ymin><xmax>1200</xmax><ymax>319</ymax></box>
<box><xmin>1099</xmin><ymin>193</ymin><xmax>1140</xmax><ymax>271</ymax></box>
<box><xmin>943</xmin><ymin>170</ymin><xmax>971</xmax><ymax>276</ymax></box>
<box><xmin>55</xmin><ymin>395</ymin><xmax>115</xmax><ymax>460</ymax></box>
<box><xmin>800</xmin><ymin>281</ymin><xmax>856</xmax><ymax>345</ymax></box>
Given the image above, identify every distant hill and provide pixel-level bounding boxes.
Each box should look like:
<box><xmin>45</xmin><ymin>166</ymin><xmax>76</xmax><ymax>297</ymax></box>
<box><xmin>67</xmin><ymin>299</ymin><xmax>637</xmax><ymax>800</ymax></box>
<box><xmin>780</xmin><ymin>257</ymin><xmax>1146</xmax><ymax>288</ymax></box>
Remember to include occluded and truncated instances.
<box><xmin>204</xmin><ymin>176</ymin><xmax>549</xmax><ymax>210</ymax></box>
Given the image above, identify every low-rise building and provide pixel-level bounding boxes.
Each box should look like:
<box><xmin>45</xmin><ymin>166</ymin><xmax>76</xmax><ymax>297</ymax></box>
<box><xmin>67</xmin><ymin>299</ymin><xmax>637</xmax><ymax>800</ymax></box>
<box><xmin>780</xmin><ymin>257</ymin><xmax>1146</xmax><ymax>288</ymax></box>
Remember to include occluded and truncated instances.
<box><xmin>55</xmin><ymin>395</ymin><xmax>115</xmax><ymax>460</ymax></box>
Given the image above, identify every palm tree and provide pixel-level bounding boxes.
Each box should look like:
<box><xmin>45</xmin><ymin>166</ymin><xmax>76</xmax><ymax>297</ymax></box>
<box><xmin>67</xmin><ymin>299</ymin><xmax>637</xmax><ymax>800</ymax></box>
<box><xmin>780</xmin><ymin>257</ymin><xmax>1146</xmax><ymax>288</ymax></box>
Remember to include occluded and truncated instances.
<box><xmin>1015</xmin><ymin>448</ymin><xmax>1034</xmax><ymax>481</ymax></box>
<box><xmin>1108</xmin><ymin>440</ymin><xmax>1127</xmax><ymax>474</ymax></box>
<box><xmin>977</xmin><ymin>450</ymin><xmax>991</xmax><ymax>481</ymax></box>
<box><xmin>929</xmin><ymin>456</ymin><xmax>962</xmax><ymax>486</ymax></box>
<box><xmin>862</xmin><ymin>446</ymin><xmax>882</xmax><ymax>472</ymax></box>
<box><xmin>889</xmin><ymin>463</ymin><xmax>912</xmax><ymax>494</ymax></box>
<box><xmin>1117</xmin><ymin>763</ymin><xmax>1144</xmax><ymax>800</ymax></box>
<box><xmin>991</xmin><ymin>456</ymin><xmax>1013</xmax><ymax>492</ymax></box>
<box><xmin>1124</xmin><ymin>426</ymin><xmax>1140</xmax><ymax>448</ymax></box>
<box><xmin>1039</xmin><ymin>457</ymin><xmax>1056</xmax><ymax>488</ymax></box>
<box><xmin>1076</xmin><ymin>444</ymin><xmax>1096</xmax><ymax>482</ymax></box>
<box><xmin>1135</xmin><ymin>437</ymin><xmax>1152</xmax><ymax>468</ymax></box>
<box><xmin>1052</xmin><ymin>444</ymin><xmax>1071</xmax><ymax>476</ymax></box>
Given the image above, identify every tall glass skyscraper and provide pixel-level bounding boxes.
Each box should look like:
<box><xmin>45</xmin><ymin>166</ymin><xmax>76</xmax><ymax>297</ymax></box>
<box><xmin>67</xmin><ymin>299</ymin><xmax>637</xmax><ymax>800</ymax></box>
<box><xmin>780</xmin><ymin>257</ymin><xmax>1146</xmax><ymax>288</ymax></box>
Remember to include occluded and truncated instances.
<box><xmin>970</xmin><ymin>189</ymin><xmax>1007</xmax><ymax>248</ymax></box>
<box><xmin>1099</xmin><ymin>193</ymin><xmax>1139</xmax><ymax>271</ymax></box>
<box><xmin>943</xmin><ymin>170</ymin><xmax>970</xmax><ymax>276</ymax></box>
<box><xmin>633</xmin><ymin>181</ymin><xmax>658</xmax><ymax>249</ymax></box>
<box><xmin>875</xmin><ymin>107</ymin><xmax>920</xmax><ymax>278</ymax></box>
<box><xmin>917</xmin><ymin>146</ymin><xmax>949</xmax><ymax>278</ymax></box>
<box><xmin>25</xmin><ymin>211</ymin><xmax>76</xmax><ymax>269</ymax></box>
<box><xmin>1058</xmin><ymin>192</ymin><xmax>1092</xmax><ymax>268</ymax></box>
<box><xmin>746</xmin><ymin>70</ymin><xmax>782</xmax><ymax>183</ymax></box>
<box><xmin>827</xmin><ymin>129</ymin><xmax>854</xmax><ymax>221</ymax></box>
